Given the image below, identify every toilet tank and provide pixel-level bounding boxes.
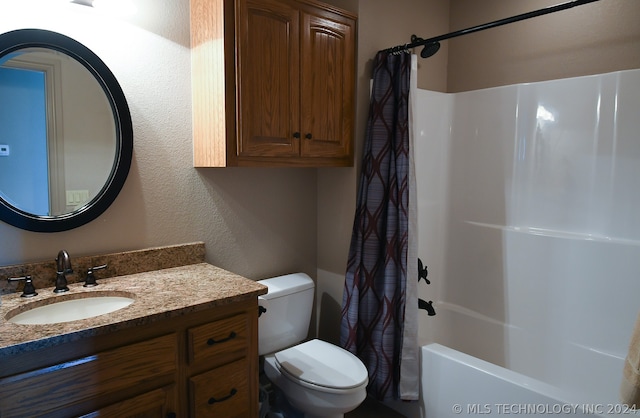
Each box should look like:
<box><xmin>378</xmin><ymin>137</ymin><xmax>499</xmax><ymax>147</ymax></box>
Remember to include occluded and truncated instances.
<box><xmin>257</xmin><ymin>273</ymin><xmax>314</xmax><ymax>355</ymax></box>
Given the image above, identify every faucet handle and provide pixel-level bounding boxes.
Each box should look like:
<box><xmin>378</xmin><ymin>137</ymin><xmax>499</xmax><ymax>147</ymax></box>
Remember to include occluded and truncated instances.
<box><xmin>8</xmin><ymin>275</ymin><xmax>38</xmax><ymax>298</ymax></box>
<box><xmin>84</xmin><ymin>264</ymin><xmax>107</xmax><ymax>287</ymax></box>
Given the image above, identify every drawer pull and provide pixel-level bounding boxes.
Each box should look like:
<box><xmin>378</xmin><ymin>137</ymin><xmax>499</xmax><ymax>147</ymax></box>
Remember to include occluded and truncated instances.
<box><xmin>207</xmin><ymin>331</ymin><xmax>237</xmax><ymax>346</ymax></box>
<box><xmin>208</xmin><ymin>388</ymin><xmax>237</xmax><ymax>404</ymax></box>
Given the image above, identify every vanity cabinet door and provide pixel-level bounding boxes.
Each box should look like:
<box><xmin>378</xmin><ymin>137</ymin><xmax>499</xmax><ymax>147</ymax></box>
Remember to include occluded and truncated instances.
<box><xmin>79</xmin><ymin>385</ymin><xmax>177</xmax><ymax>418</ymax></box>
<box><xmin>0</xmin><ymin>334</ymin><xmax>177</xmax><ymax>418</ymax></box>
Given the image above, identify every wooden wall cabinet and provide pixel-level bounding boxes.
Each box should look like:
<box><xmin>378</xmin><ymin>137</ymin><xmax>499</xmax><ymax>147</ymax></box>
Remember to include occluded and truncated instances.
<box><xmin>0</xmin><ymin>299</ymin><xmax>259</xmax><ymax>418</ymax></box>
<box><xmin>191</xmin><ymin>0</ymin><xmax>357</xmax><ymax>167</ymax></box>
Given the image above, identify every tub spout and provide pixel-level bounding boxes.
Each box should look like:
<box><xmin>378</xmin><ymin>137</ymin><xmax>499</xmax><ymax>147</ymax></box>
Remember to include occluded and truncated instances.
<box><xmin>419</xmin><ymin>298</ymin><xmax>436</xmax><ymax>316</ymax></box>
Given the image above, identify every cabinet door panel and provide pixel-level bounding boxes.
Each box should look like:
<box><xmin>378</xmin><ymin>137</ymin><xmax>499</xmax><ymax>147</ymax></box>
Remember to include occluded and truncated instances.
<box><xmin>0</xmin><ymin>334</ymin><xmax>177</xmax><ymax>417</ymax></box>
<box><xmin>300</xmin><ymin>11</ymin><xmax>355</xmax><ymax>159</ymax></box>
<box><xmin>237</xmin><ymin>0</ymin><xmax>300</xmax><ymax>157</ymax></box>
<box><xmin>79</xmin><ymin>386</ymin><xmax>176</xmax><ymax>418</ymax></box>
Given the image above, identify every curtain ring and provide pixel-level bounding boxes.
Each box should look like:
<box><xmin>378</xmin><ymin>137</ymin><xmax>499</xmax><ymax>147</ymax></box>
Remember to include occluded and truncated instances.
<box><xmin>393</xmin><ymin>43</ymin><xmax>409</xmax><ymax>55</ymax></box>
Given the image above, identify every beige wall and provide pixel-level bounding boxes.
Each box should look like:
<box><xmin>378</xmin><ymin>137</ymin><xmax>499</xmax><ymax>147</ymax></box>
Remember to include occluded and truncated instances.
<box><xmin>448</xmin><ymin>0</ymin><xmax>640</xmax><ymax>92</ymax></box>
<box><xmin>0</xmin><ymin>1</ymin><xmax>317</xmax><ymax>283</ymax></box>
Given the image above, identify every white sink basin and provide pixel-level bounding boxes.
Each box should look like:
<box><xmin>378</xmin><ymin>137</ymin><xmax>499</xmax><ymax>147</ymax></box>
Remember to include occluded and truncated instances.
<box><xmin>7</xmin><ymin>295</ymin><xmax>135</xmax><ymax>325</ymax></box>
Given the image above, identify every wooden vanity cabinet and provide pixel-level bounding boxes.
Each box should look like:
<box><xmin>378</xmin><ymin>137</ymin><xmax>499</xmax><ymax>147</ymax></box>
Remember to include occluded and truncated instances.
<box><xmin>191</xmin><ymin>0</ymin><xmax>356</xmax><ymax>167</ymax></box>
<box><xmin>0</xmin><ymin>298</ymin><xmax>259</xmax><ymax>418</ymax></box>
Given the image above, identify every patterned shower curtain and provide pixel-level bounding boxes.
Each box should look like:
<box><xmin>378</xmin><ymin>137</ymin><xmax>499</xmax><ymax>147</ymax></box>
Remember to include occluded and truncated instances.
<box><xmin>340</xmin><ymin>51</ymin><xmax>418</xmax><ymax>402</ymax></box>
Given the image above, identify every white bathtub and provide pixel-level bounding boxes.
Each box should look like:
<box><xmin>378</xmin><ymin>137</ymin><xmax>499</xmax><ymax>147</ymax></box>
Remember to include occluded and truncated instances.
<box><xmin>418</xmin><ymin>343</ymin><xmax>639</xmax><ymax>418</ymax></box>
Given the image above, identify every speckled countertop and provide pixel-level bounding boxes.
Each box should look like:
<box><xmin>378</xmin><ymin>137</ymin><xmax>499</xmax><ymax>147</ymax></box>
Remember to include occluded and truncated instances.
<box><xmin>0</xmin><ymin>263</ymin><xmax>267</xmax><ymax>358</ymax></box>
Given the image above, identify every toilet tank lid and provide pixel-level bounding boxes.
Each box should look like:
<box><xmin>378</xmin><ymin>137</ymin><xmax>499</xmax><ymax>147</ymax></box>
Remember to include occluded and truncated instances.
<box><xmin>258</xmin><ymin>273</ymin><xmax>314</xmax><ymax>300</ymax></box>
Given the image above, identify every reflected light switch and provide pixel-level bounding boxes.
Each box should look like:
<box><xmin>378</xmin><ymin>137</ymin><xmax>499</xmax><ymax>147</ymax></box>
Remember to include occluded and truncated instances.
<box><xmin>0</xmin><ymin>145</ymin><xmax>9</xmax><ymax>156</ymax></box>
<box><xmin>66</xmin><ymin>190</ymin><xmax>90</xmax><ymax>206</ymax></box>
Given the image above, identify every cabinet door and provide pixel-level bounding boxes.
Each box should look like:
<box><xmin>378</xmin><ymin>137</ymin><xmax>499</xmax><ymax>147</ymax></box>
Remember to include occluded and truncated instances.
<box><xmin>0</xmin><ymin>334</ymin><xmax>177</xmax><ymax>417</ymax></box>
<box><xmin>300</xmin><ymin>8</ymin><xmax>355</xmax><ymax>159</ymax></box>
<box><xmin>237</xmin><ymin>0</ymin><xmax>301</xmax><ymax>158</ymax></box>
<box><xmin>79</xmin><ymin>386</ymin><xmax>177</xmax><ymax>418</ymax></box>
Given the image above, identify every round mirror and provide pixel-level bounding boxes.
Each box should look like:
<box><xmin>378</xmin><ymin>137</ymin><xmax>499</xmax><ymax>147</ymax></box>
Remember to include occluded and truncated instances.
<box><xmin>0</xmin><ymin>29</ymin><xmax>133</xmax><ymax>232</ymax></box>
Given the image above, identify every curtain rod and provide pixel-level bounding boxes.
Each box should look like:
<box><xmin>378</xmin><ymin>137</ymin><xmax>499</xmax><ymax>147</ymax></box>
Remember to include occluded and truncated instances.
<box><xmin>382</xmin><ymin>0</ymin><xmax>602</xmax><ymax>58</ymax></box>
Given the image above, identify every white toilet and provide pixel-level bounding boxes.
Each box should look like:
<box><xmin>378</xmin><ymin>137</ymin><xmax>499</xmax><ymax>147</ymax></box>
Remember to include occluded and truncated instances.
<box><xmin>258</xmin><ymin>273</ymin><xmax>368</xmax><ymax>418</ymax></box>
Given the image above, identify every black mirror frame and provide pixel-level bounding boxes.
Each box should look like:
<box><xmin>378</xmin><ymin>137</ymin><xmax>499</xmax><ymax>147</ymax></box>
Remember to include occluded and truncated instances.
<box><xmin>0</xmin><ymin>29</ymin><xmax>133</xmax><ymax>233</ymax></box>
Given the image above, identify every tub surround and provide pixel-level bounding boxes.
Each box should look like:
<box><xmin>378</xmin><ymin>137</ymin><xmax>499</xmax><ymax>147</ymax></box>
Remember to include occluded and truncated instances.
<box><xmin>0</xmin><ymin>262</ymin><xmax>267</xmax><ymax>357</ymax></box>
<box><xmin>407</xmin><ymin>69</ymin><xmax>640</xmax><ymax>415</ymax></box>
<box><xmin>0</xmin><ymin>242</ymin><xmax>207</xmax><ymax>296</ymax></box>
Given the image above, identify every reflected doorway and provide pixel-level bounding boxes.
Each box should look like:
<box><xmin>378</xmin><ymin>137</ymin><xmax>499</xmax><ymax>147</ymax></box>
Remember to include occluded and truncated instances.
<box><xmin>0</xmin><ymin>54</ymin><xmax>65</xmax><ymax>215</ymax></box>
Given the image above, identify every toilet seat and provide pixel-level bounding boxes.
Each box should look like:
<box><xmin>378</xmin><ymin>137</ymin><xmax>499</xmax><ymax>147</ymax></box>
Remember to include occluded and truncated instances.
<box><xmin>274</xmin><ymin>339</ymin><xmax>368</xmax><ymax>393</ymax></box>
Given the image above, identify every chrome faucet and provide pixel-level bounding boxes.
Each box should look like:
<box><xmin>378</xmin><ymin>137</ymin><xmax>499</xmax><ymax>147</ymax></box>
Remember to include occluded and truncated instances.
<box><xmin>54</xmin><ymin>250</ymin><xmax>72</xmax><ymax>293</ymax></box>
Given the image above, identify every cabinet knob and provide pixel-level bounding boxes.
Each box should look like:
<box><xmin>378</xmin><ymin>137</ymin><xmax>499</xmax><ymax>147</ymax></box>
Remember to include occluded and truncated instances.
<box><xmin>293</xmin><ymin>132</ymin><xmax>301</xmax><ymax>138</ymax></box>
<box><xmin>305</xmin><ymin>133</ymin><xmax>313</xmax><ymax>139</ymax></box>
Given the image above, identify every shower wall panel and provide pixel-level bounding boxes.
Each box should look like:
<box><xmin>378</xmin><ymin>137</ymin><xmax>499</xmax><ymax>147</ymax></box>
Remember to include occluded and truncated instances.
<box><xmin>414</xmin><ymin>69</ymin><xmax>640</xmax><ymax>404</ymax></box>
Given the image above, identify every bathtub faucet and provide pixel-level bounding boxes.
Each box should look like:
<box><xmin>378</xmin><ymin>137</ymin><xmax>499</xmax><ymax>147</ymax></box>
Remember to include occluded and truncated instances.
<box><xmin>419</xmin><ymin>298</ymin><xmax>436</xmax><ymax>316</ymax></box>
<box><xmin>54</xmin><ymin>250</ymin><xmax>72</xmax><ymax>293</ymax></box>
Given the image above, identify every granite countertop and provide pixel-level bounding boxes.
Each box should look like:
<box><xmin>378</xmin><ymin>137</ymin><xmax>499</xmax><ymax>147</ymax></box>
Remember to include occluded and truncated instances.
<box><xmin>0</xmin><ymin>263</ymin><xmax>267</xmax><ymax>358</ymax></box>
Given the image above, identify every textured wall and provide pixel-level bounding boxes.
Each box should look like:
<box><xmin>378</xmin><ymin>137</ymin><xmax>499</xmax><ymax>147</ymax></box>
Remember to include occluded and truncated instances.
<box><xmin>0</xmin><ymin>0</ymin><xmax>317</xmax><ymax>282</ymax></box>
<box><xmin>447</xmin><ymin>0</ymin><xmax>640</xmax><ymax>92</ymax></box>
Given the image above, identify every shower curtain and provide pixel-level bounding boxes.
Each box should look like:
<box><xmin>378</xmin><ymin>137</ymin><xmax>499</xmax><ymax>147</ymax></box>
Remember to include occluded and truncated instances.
<box><xmin>340</xmin><ymin>51</ymin><xmax>419</xmax><ymax>402</ymax></box>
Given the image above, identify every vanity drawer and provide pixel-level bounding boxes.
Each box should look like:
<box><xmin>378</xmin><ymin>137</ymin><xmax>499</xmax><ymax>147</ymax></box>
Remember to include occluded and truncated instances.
<box><xmin>187</xmin><ymin>313</ymin><xmax>248</xmax><ymax>365</ymax></box>
<box><xmin>189</xmin><ymin>358</ymin><xmax>250</xmax><ymax>417</ymax></box>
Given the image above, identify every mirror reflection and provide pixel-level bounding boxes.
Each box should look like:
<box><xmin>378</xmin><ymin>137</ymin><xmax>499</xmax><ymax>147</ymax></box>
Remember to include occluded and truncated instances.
<box><xmin>0</xmin><ymin>47</ymin><xmax>116</xmax><ymax>217</ymax></box>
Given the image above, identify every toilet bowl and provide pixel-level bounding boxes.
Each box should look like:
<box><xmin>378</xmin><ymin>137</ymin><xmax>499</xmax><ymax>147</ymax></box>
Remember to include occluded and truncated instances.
<box><xmin>264</xmin><ymin>339</ymin><xmax>368</xmax><ymax>418</ymax></box>
<box><xmin>258</xmin><ymin>274</ymin><xmax>369</xmax><ymax>418</ymax></box>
